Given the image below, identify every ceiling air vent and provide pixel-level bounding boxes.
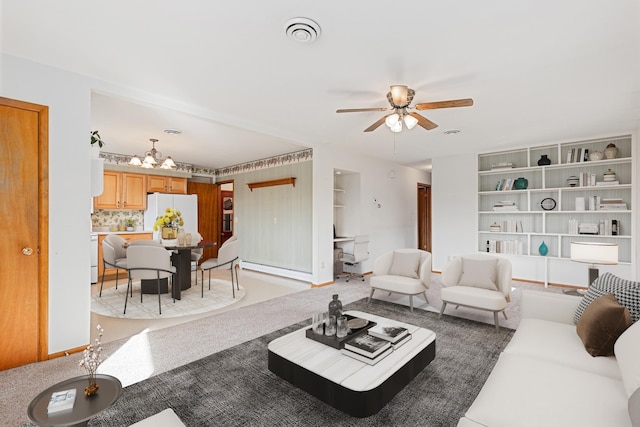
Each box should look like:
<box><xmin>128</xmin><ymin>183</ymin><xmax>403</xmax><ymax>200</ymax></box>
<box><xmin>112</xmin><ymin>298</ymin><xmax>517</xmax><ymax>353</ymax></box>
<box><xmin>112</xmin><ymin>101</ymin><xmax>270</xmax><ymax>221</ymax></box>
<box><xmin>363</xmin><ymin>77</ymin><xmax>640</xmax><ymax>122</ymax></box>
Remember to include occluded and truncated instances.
<box><xmin>285</xmin><ymin>18</ymin><xmax>321</xmax><ymax>44</ymax></box>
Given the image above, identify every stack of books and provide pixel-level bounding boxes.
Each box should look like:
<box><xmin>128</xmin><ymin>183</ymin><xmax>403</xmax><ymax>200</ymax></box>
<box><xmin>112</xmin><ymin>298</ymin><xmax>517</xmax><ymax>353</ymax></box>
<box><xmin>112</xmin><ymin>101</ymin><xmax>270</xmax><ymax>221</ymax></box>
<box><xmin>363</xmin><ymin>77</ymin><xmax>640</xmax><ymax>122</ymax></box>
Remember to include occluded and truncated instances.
<box><xmin>491</xmin><ymin>162</ymin><xmax>514</xmax><ymax>170</ymax></box>
<box><xmin>599</xmin><ymin>198</ymin><xmax>627</xmax><ymax>210</ymax></box>
<box><xmin>368</xmin><ymin>324</ymin><xmax>412</xmax><ymax>349</ymax></box>
<box><xmin>342</xmin><ymin>334</ymin><xmax>392</xmax><ymax>365</ymax></box>
<box><xmin>492</xmin><ymin>201</ymin><xmax>519</xmax><ymax>211</ymax></box>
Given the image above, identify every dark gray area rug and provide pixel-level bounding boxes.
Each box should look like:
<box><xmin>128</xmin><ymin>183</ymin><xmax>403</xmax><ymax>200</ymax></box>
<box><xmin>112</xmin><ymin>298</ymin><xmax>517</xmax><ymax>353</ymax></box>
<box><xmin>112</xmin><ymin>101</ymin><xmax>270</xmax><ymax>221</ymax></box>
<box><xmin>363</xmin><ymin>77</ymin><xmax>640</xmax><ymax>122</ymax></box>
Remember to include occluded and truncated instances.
<box><xmin>24</xmin><ymin>299</ymin><xmax>514</xmax><ymax>427</ymax></box>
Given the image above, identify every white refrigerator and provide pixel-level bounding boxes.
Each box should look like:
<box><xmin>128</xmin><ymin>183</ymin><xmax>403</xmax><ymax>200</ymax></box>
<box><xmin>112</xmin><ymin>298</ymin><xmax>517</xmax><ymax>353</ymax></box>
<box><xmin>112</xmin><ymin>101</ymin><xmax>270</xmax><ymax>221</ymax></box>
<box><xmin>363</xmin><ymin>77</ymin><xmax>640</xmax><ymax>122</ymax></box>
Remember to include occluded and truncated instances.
<box><xmin>144</xmin><ymin>193</ymin><xmax>199</xmax><ymax>239</ymax></box>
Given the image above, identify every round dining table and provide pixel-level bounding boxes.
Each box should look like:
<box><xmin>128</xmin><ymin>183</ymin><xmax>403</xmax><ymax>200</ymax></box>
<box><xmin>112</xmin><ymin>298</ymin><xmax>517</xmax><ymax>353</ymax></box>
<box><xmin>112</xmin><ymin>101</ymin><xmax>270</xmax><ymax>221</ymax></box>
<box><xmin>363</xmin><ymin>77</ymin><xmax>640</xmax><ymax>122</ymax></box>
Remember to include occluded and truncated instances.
<box><xmin>163</xmin><ymin>240</ymin><xmax>217</xmax><ymax>299</ymax></box>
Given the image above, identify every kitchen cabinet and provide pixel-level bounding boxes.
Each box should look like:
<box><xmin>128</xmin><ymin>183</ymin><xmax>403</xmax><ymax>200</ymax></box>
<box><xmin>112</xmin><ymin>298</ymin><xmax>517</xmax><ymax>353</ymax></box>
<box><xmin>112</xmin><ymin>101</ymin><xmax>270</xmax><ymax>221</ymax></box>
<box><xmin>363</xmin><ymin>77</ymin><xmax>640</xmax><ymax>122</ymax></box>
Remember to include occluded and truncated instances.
<box><xmin>97</xmin><ymin>232</ymin><xmax>153</xmax><ymax>280</ymax></box>
<box><xmin>94</xmin><ymin>171</ymin><xmax>147</xmax><ymax>210</ymax></box>
<box><xmin>147</xmin><ymin>175</ymin><xmax>187</xmax><ymax>194</ymax></box>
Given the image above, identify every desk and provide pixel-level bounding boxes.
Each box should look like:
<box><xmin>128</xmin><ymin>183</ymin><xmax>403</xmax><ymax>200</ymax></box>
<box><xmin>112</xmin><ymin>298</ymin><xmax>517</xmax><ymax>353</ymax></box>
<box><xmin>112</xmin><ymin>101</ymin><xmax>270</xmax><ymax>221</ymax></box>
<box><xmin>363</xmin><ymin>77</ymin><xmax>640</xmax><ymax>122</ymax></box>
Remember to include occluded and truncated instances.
<box><xmin>27</xmin><ymin>374</ymin><xmax>122</xmax><ymax>427</ymax></box>
<box><xmin>163</xmin><ymin>240</ymin><xmax>217</xmax><ymax>300</ymax></box>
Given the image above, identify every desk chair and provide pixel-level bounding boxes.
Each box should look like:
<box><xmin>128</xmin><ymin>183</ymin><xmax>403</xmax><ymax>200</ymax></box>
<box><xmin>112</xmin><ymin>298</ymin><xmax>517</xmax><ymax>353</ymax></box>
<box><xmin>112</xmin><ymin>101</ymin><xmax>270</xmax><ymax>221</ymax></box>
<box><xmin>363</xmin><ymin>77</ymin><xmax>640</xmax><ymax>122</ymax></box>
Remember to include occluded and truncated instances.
<box><xmin>339</xmin><ymin>235</ymin><xmax>369</xmax><ymax>282</ymax></box>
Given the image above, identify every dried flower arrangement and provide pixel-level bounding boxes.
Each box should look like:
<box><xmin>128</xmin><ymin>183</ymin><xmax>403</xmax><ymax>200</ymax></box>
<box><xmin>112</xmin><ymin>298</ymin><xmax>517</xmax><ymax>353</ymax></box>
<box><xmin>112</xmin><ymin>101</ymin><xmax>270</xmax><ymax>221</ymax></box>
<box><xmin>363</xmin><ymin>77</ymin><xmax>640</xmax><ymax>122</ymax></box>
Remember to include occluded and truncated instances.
<box><xmin>79</xmin><ymin>324</ymin><xmax>104</xmax><ymax>396</ymax></box>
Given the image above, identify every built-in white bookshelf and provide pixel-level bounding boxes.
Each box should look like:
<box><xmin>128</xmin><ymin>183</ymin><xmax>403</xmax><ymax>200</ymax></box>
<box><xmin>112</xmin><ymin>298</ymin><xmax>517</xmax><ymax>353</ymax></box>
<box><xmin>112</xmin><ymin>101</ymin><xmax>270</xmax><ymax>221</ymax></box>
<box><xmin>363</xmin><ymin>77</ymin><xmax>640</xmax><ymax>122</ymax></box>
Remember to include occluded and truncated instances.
<box><xmin>478</xmin><ymin>135</ymin><xmax>633</xmax><ymax>263</ymax></box>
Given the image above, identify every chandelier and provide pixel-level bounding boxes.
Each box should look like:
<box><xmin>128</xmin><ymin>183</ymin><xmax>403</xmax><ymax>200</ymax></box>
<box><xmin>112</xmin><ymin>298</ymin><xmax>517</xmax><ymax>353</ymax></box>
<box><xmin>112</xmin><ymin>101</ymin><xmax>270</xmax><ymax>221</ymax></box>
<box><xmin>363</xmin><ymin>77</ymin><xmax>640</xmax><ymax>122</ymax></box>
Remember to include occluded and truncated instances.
<box><xmin>129</xmin><ymin>138</ymin><xmax>176</xmax><ymax>169</ymax></box>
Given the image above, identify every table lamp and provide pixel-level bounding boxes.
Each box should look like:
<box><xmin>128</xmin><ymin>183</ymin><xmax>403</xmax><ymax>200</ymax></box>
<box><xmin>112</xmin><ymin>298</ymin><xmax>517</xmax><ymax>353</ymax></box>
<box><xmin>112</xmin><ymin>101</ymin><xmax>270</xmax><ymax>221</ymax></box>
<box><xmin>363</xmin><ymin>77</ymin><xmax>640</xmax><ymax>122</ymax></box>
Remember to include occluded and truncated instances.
<box><xmin>570</xmin><ymin>242</ymin><xmax>618</xmax><ymax>287</ymax></box>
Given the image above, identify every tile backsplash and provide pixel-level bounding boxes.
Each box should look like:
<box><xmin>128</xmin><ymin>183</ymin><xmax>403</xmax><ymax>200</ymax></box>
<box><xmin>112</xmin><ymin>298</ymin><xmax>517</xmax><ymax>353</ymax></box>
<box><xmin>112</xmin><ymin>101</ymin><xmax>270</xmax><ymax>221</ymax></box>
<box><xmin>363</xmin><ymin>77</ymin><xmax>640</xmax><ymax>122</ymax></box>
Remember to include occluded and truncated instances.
<box><xmin>92</xmin><ymin>210</ymin><xmax>145</xmax><ymax>229</ymax></box>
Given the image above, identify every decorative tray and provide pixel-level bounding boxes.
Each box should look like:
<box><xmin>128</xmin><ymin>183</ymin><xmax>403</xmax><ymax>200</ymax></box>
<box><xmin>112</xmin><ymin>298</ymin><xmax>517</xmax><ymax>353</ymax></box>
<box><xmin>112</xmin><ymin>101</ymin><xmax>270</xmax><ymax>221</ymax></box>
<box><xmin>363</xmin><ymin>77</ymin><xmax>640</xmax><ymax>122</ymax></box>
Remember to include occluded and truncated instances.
<box><xmin>305</xmin><ymin>314</ymin><xmax>376</xmax><ymax>349</ymax></box>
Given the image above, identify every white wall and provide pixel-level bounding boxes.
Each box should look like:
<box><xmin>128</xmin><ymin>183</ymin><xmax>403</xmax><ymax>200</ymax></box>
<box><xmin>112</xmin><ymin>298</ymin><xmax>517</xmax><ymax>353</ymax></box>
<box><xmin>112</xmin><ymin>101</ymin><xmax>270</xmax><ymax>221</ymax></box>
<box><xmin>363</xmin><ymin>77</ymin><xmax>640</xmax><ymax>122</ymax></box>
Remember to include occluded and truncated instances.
<box><xmin>2</xmin><ymin>54</ymin><xmax>92</xmax><ymax>353</ymax></box>
<box><xmin>313</xmin><ymin>145</ymin><xmax>431</xmax><ymax>285</ymax></box>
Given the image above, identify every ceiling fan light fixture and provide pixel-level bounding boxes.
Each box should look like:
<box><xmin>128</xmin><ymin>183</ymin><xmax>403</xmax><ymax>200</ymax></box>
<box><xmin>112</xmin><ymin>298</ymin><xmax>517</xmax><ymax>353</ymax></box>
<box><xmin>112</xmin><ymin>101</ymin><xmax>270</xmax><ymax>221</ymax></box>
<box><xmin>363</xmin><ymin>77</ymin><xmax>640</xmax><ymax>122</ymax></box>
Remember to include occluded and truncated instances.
<box><xmin>404</xmin><ymin>114</ymin><xmax>418</xmax><ymax>130</ymax></box>
<box><xmin>385</xmin><ymin>113</ymin><xmax>400</xmax><ymax>128</ymax></box>
<box><xmin>390</xmin><ymin>121</ymin><xmax>403</xmax><ymax>133</ymax></box>
<box><xmin>390</xmin><ymin>85</ymin><xmax>408</xmax><ymax>106</ymax></box>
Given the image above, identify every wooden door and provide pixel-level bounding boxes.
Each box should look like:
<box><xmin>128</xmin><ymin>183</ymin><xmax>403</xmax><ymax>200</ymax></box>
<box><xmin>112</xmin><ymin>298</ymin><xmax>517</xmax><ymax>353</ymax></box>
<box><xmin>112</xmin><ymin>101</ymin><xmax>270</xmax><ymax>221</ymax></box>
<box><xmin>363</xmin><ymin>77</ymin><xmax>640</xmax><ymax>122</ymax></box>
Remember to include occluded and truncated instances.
<box><xmin>94</xmin><ymin>171</ymin><xmax>120</xmax><ymax>209</ymax></box>
<box><xmin>0</xmin><ymin>97</ymin><xmax>48</xmax><ymax>370</ymax></box>
<box><xmin>417</xmin><ymin>183</ymin><xmax>432</xmax><ymax>252</ymax></box>
<box><xmin>187</xmin><ymin>181</ymin><xmax>220</xmax><ymax>261</ymax></box>
<box><xmin>122</xmin><ymin>173</ymin><xmax>146</xmax><ymax>209</ymax></box>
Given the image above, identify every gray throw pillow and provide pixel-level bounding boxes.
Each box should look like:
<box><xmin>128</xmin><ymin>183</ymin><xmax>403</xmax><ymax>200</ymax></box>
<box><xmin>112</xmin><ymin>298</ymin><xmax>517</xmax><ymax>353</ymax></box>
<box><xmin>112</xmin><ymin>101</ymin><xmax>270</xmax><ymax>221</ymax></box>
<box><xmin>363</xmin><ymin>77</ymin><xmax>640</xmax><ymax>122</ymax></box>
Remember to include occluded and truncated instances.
<box><xmin>574</xmin><ymin>273</ymin><xmax>640</xmax><ymax>324</ymax></box>
<box><xmin>388</xmin><ymin>251</ymin><xmax>421</xmax><ymax>279</ymax></box>
<box><xmin>458</xmin><ymin>257</ymin><xmax>498</xmax><ymax>290</ymax></box>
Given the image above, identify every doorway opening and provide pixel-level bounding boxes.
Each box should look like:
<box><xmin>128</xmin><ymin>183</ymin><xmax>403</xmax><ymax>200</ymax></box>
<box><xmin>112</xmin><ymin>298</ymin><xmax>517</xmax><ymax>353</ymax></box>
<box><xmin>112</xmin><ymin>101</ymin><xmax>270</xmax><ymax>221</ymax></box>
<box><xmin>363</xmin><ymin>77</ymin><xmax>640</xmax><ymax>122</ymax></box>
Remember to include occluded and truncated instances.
<box><xmin>417</xmin><ymin>183</ymin><xmax>431</xmax><ymax>253</ymax></box>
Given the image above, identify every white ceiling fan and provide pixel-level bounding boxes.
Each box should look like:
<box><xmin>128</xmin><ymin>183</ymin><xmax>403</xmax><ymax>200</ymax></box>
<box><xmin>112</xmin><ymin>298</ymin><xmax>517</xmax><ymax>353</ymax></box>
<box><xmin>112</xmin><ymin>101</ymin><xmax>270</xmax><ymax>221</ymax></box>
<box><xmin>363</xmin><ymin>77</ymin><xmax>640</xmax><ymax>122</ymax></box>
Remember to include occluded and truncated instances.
<box><xmin>337</xmin><ymin>85</ymin><xmax>473</xmax><ymax>132</ymax></box>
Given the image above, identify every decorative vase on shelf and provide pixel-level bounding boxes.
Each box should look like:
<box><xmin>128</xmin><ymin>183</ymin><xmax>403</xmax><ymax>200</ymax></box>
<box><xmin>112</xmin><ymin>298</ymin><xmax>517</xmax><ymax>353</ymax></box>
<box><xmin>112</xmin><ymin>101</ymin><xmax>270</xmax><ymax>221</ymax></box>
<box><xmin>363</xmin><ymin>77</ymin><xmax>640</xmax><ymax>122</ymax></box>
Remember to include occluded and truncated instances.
<box><xmin>604</xmin><ymin>143</ymin><xmax>618</xmax><ymax>159</ymax></box>
<box><xmin>589</xmin><ymin>151</ymin><xmax>604</xmax><ymax>161</ymax></box>
<box><xmin>538</xmin><ymin>241</ymin><xmax>549</xmax><ymax>256</ymax></box>
<box><xmin>514</xmin><ymin>177</ymin><xmax>528</xmax><ymax>190</ymax></box>
<box><xmin>537</xmin><ymin>154</ymin><xmax>551</xmax><ymax>166</ymax></box>
<box><xmin>328</xmin><ymin>294</ymin><xmax>343</xmax><ymax>318</ymax></box>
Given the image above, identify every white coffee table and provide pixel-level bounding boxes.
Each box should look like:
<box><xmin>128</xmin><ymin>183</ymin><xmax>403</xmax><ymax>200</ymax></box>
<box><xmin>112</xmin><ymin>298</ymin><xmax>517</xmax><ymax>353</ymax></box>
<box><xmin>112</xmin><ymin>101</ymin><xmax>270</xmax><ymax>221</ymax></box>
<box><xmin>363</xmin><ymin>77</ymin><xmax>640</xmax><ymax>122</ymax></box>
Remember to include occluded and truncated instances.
<box><xmin>268</xmin><ymin>310</ymin><xmax>436</xmax><ymax>417</ymax></box>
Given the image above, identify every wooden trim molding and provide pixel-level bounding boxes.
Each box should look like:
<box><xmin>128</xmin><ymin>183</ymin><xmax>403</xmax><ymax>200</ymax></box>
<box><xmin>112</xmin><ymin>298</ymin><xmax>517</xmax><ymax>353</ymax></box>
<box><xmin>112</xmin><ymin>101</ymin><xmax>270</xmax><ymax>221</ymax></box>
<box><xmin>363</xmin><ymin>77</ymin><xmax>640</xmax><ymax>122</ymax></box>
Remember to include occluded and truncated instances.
<box><xmin>247</xmin><ymin>177</ymin><xmax>296</xmax><ymax>191</ymax></box>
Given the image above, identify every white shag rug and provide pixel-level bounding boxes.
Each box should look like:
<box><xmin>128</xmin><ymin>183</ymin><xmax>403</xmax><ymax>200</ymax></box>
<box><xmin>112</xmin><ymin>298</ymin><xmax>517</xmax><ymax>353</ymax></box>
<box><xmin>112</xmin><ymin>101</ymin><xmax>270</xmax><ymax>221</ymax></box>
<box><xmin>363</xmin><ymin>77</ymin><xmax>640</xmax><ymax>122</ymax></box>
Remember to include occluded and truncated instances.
<box><xmin>92</xmin><ymin>279</ymin><xmax>245</xmax><ymax>319</ymax></box>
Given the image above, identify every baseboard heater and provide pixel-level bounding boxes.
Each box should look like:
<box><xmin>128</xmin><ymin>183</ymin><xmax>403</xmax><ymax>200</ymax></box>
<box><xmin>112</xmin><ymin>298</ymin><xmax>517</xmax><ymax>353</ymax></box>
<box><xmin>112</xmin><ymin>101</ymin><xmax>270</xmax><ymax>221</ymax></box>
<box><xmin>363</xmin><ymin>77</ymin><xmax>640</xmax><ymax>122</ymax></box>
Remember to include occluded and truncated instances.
<box><xmin>241</xmin><ymin>261</ymin><xmax>313</xmax><ymax>283</ymax></box>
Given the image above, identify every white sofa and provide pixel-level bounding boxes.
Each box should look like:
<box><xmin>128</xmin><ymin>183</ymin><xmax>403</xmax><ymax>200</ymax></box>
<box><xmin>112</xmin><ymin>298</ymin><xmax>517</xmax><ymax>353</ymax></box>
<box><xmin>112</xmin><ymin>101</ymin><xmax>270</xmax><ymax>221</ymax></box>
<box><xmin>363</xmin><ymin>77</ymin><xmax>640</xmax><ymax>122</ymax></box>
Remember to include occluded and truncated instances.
<box><xmin>458</xmin><ymin>290</ymin><xmax>640</xmax><ymax>427</ymax></box>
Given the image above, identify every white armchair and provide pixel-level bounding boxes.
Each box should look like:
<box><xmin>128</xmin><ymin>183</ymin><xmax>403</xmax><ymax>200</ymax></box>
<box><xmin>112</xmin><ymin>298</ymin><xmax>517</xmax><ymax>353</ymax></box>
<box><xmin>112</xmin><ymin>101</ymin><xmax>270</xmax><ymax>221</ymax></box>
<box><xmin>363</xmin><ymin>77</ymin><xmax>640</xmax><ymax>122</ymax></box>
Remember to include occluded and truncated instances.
<box><xmin>439</xmin><ymin>254</ymin><xmax>512</xmax><ymax>331</ymax></box>
<box><xmin>368</xmin><ymin>249</ymin><xmax>432</xmax><ymax>312</ymax></box>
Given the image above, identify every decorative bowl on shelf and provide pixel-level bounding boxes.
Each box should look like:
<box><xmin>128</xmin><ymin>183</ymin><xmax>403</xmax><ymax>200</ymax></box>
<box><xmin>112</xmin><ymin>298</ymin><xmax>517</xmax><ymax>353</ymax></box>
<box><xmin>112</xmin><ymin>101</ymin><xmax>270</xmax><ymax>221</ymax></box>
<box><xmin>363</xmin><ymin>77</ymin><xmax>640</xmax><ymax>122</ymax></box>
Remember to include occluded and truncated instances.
<box><xmin>603</xmin><ymin>169</ymin><xmax>617</xmax><ymax>182</ymax></box>
<box><xmin>566</xmin><ymin>176</ymin><xmax>579</xmax><ymax>187</ymax></box>
<box><xmin>589</xmin><ymin>151</ymin><xmax>604</xmax><ymax>161</ymax></box>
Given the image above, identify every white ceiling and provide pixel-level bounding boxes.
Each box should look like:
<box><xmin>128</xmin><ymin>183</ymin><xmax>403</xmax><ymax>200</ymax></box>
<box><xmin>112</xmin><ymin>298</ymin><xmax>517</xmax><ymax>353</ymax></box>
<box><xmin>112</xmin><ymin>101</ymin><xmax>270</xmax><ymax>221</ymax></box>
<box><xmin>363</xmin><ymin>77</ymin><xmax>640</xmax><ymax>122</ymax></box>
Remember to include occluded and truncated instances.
<box><xmin>4</xmin><ymin>1</ymin><xmax>640</xmax><ymax>170</ymax></box>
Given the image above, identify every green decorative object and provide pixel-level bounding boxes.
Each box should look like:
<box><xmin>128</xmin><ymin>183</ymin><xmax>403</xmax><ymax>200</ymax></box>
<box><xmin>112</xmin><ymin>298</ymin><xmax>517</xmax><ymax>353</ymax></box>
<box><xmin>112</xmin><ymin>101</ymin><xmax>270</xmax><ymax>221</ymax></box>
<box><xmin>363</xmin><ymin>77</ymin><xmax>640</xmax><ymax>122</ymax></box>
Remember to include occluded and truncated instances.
<box><xmin>514</xmin><ymin>177</ymin><xmax>528</xmax><ymax>190</ymax></box>
<box><xmin>538</xmin><ymin>241</ymin><xmax>549</xmax><ymax>256</ymax></box>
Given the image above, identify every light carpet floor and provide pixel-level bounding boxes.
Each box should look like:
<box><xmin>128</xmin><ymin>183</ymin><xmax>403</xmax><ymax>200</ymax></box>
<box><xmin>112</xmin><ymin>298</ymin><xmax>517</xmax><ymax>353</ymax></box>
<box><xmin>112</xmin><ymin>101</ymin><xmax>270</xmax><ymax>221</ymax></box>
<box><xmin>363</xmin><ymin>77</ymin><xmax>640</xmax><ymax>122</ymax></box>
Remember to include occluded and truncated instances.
<box><xmin>1</xmin><ymin>271</ymin><xmax>564</xmax><ymax>426</ymax></box>
<box><xmin>91</xmin><ymin>278</ymin><xmax>245</xmax><ymax>319</ymax></box>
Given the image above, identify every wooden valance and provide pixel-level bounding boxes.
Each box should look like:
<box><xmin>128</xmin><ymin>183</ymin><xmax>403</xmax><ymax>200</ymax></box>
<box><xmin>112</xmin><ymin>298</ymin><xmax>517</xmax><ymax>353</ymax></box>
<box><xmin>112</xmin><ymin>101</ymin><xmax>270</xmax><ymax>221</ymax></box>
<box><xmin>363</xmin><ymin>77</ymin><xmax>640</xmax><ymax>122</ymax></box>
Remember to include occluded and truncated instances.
<box><xmin>247</xmin><ymin>177</ymin><xmax>296</xmax><ymax>191</ymax></box>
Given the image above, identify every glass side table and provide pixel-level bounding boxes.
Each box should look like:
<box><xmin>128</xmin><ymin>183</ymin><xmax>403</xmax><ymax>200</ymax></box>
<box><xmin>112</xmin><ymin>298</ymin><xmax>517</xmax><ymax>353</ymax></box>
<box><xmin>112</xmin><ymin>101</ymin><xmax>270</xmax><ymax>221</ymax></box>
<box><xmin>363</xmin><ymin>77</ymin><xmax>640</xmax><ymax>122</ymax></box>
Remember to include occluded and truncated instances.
<box><xmin>27</xmin><ymin>374</ymin><xmax>122</xmax><ymax>427</ymax></box>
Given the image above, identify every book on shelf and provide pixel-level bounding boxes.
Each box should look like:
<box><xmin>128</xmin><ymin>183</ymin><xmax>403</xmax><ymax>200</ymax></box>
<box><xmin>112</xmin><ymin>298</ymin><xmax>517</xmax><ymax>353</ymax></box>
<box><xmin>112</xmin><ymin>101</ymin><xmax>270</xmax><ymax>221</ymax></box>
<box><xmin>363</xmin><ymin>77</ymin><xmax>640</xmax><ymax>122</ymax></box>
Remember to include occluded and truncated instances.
<box><xmin>566</xmin><ymin>148</ymin><xmax>590</xmax><ymax>163</ymax></box>
<box><xmin>47</xmin><ymin>388</ymin><xmax>77</xmax><ymax>414</ymax></box>
<box><xmin>595</xmin><ymin>181</ymin><xmax>619</xmax><ymax>186</ymax></box>
<box><xmin>343</xmin><ymin>333</ymin><xmax>392</xmax><ymax>358</ymax></box>
<box><xmin>598</xmin><ymin>204</ymin><xmax>627</xmax><ymax>210</ymax></box>
<box><xmin>598</xmin><ymin>219</ymin><xmax>620</xmax><ymax>236</ymax></box>
<box><xmin>367</xmin><ymin>324</ymin><xmax>409</xmax><ymax>343</ymax></box>
<box><xmin>341</xmin><ymin>347</ymin><xmax>393</xmax><ymax>365</ymax></box>
<box><xmin>491</xmin><ymin>162</ymin><xmax>513</xmax><ymax>170</ymax></box>
<box><xmin>492</xmin><ymin>201</ymin><xmax>519</xmax><ymax>211</ymax></box>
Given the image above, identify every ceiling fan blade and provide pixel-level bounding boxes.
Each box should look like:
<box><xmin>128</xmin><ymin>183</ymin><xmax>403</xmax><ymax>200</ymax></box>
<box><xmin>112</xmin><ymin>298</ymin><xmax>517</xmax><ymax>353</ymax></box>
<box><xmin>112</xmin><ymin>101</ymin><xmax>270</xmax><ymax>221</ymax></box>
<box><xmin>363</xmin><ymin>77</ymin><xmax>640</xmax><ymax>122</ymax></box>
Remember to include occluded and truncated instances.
<box><xmin>409</xmin><ymin>112</ymin><xmax>438</xmax><ymax>130</ymax></box>
<box><xmin>414</xmin><ymin>98</ymin><xmax>474</xmax><ymax>111</ymax></box>
<box><xmin>336</xmin><ymin>107</ymin><xmax>389</xmax><ymax>113</ymax></box>
<box><xmin>364</xmin><ymin>115</ymin><xmax>389</xmax><ymax>132</ymax></box>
